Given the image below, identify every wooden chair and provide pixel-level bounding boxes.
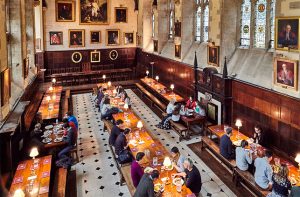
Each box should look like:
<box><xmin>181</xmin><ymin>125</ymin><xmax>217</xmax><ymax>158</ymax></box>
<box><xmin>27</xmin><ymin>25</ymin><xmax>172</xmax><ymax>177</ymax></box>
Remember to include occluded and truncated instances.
<box><xmin>70</xmin><ymin>144</ymin><xmax>79</xmax><ymax>164</ymax></box>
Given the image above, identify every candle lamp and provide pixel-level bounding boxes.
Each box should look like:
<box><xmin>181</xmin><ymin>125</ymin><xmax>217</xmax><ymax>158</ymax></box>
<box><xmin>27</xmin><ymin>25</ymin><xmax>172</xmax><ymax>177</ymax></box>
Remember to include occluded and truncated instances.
<box><xmin>170</xmin><ymin>84</ymin><xmax>174</xmax><ymax>95</ymax></box>
<box><xmin>52</xmin><ymin>94</ymin><xmax>56</xmax><ymax>100</ymax></box>
<box><xmin>163</xmin><ymin>157</ymin><xmax>172</xmax><ymax>182</ymax></box>
<box><xmin>235</xmin><ymin>119</ymin><xmax>242</xmax><ymax>139</ymax></box>
<box><xmin>52</xmin><ymin>78</ymin><xmax>56</xmax><ymax>86</ymax></box>
<box><xmin>49</xmin><ymin>86</ymin><xmax>53</xmax><ymax>92</ymax></box>
<box><xmin>124</xmin><ymin>103</ymin><xmax>129</xmax><ymax>111</ymax></box>
<box><xmin>155</xmin><ymin>75</ymin><xmax>159</xmax><ymax>82</ymax></box>
<box><xmin>137</xmin><ymin>121</ymin><xmax>143</xmax><ymax>130</ymax></box>
<box><xmin>29</xmin><ymin>147</ymin><xmax>39</xmax><ymax>175</ymax></box>
<box><xmin>146</xmin><ymin>70</ymin><xmax>149</xmax><ymax>77</ymax></box>
<box><xmin>107</xmin><ymin>81</ymin><xmax>112</xmax><ymax>89</ymax></box>
<box><xmin>102</xmin><ymin>75</ymin><xmax>106</xmax><ymax>83</ymax></box>
<box><xmin>295</xmin><ymin>154</ymin><xmax>300</xmax><ymax>178</ymax></box>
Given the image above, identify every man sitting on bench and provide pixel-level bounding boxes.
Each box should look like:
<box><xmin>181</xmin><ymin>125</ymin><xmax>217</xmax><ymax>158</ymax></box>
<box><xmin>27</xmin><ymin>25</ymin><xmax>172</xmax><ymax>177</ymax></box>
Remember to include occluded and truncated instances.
<box><xmin>220</xmin><ymin>127</ymin><xmax>235</xmax><ymax>160</ymax></box>
<box><xmin>115</xmin><ymin>128</ymin><xmax>132</xmax><ymax>164</ymax></box>
<box><xmin>109</xmin><ymin>119</ymin><xmax>124</xmax><ymax>146</ymax></box>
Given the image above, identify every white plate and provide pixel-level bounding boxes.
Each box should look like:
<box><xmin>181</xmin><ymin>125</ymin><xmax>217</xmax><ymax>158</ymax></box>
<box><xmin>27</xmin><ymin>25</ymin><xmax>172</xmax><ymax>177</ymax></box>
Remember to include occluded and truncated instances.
<box><xmin>165</xmin><ymin>165</ymin><xmax>173</xmax><ymax>171</ymax></box>
<box><xmin>54</xmin><ymin>138</ymin><xmax>63</xmax><ymax>143</ymax></box>
<box><xmin>42</xmin><ymin>138</ymin><xmax>52</xmax><ymax>144</ymax></box>
<box><xmin>172</xmin><ymin>177</ymin><xmax>184</xmax><ymax>186</ymax></box>
<box><xmin>144</xmin><ymin>167</ymin><xmax>154</xmax><ymax>173</ymax></box>
<box><xmin>45</xmin><ymin>125</ymin><xmax>53</xmax><ymax>130</ymax></box>
<box><xmin>154</xmin><ymin>183</ymin><xmax>164</xmax><ymax>193</ymax></box>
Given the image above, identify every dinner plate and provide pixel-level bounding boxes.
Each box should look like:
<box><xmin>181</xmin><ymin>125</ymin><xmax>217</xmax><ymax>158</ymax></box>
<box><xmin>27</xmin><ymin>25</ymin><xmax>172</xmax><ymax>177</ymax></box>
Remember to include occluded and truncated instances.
<box><xmin>45</xmin><ymin>125</ymin><xmax>53</xmax><ymax>130</ymax></box>
<box><xmin>54</xmin><ymin>138</ymin><xmax>63</xmax><ymax>143</ymax></box>
<box><xmin>154</xmin><ymin>183</ymin><xmax>164</xmax><ymax>193</ymax></box>
<box><xmin>42</xmin><ymin>138</ymin><xmax>52</xmax><ymax>144</ymax></box>
<box><xmin>172</xmin><ymin>177</ymin><xmax>184</xmax><ymax>186</ymax></box>
<box><xmin>165</xmin><ymin>165</ymin><xmax>173</xmax><ymax>171</ymax></box>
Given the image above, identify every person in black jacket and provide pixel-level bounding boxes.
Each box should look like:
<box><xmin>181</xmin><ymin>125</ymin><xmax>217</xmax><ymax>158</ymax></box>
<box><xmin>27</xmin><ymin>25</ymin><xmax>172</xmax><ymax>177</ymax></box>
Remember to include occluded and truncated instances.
<box><xmin>134</xmin><ymin>170</ymin><xmax>160</xmax><ymax>197</ymax></box>
<box><xmin>109</xmin><ymin>119</ymin><xmax>124</xmax><ymax>146</ymax></box>
<box><xmin>114</xmin><ymin>128</ymin><xmax>130</xmax><ymax>156</ymax></box>
<box><xmin>220</xmin><ymin>127</ymin><xmax>235</xmax><ymax>159</ymax></box>
<box><xmin>253</xmin><ymin>125</ymin><xmax>265</xmax><ymax>146</ymax></box>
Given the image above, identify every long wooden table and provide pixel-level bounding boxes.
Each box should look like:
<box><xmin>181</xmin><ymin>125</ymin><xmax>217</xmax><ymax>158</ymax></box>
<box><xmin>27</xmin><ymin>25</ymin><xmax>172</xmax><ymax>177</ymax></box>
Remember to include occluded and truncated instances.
<box><xmin>140</xmin><ymin>78</ymin><xmax>184</xmax><ymax>103</ymax></box>
<box><xmin>9</xmin><ymin>155</ymin><xmax>52</xmax><ymax>197</ymax></box>
<box><xmin>38</xmin><ymin>86</ymin><xmax>62</xmax><ymax>120</ymax></box>
<box><xmin>208</xmin><ymin>125</ymin><xmax>300</xmax><ymax>186</ymax></box>
<box><xmin>110</xmin><ymin>90</ymin><xmax>193</xmax><ymax>196</ymax></box>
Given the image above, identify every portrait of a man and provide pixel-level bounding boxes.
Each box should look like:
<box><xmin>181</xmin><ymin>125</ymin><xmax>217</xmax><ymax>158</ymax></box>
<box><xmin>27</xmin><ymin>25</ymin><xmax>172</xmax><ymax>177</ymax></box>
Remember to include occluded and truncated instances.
<box><xmin>124</xmin><ymin>32</ymin><xmax>134</xmax><ymax>45</ymax></box>
<box><xmin>69</xmin><ymin>30</ymin><xmax>85</xmax><ymax>47</ymax></box>
<box><xmin>56</xmin><ymin>1</ymin><xmax>75</xmax><ymax>22</ymax></box>
<box><xmin>208</xmin><ymin>46</ymin><xmax>219</xmax><ymax>67</ymax></box>
<box><xmin>50</xmin><ymin>32</ymin><xmax>63</xmax><ymax>45</ymax></box>
<box><xmin>80</xmin><ymin>0</ymin><xmax>109</xmax><ymax>24</ymax></box>
<box><xmin>91</xmin><ymin>31</ymin><xmax>101</xmax><ymax>43</ymax></box>
<box><xmin>107</xmin><ymin>30</ymin><xmax>120</xmax><ymax>45</ymax></box>
<box><xmin>276</xmin><ymin>18</ymin><xmax>299</xmax><ymax>51</ymax></box>
<box><xmin>91</xmin><ymin>51</ymin><xmax>100</xmax><ymax>63</ymax></box>
<box><xmin>115</xmin><ymin>8</ymin><xmax>127</xmax><ymax>23</ymax></box>
<box><xmin>274</xmin><ymin>58</ymin><xmax>298</xmax><ymax>90</ymax></box>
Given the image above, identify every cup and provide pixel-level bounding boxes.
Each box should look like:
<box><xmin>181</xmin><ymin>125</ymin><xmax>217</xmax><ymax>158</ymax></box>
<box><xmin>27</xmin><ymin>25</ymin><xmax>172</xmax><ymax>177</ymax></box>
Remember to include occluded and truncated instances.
<box><xmin>176</xmin><ymin>184</ymin><xmax>182</xmax><ymax>192</ymax></box>
<box><xmin>153</xmin><ymin>157</ymin><xmax>158</xmax><ymax>166</ymax></box>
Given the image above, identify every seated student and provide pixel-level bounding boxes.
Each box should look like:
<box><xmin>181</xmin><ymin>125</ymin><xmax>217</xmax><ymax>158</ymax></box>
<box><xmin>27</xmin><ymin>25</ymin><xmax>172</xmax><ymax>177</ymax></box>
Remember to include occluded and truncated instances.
<box><xmin>134</xmin><ymin>170</ymin><xmax>160</xmax><ymax>197</ymax></box>
<box><xmin>267</xmin><ymin>164</ymin><xmax>291</xmax><ymax>197</ymax></box>
<box><xmin>236</xmin><ymin>140</ymin><xmax>252</xmax><ymax>171</ymax></box>
<box><xmin>121</xmin><ymin>91</ymin><xmax>131</xmax><ymax>108</ymax></box>
<box><xmin>220</xmin><ymin>127</ymin><xmax>235</xmax><ymax>159</ymax></box>
<box><xmin>171</xmin><ymin>104</ymin><xmax>181</xmax><ymax>122</ymax></box>
<box><xmin>131</xmin><ymin>152</ymin><xmax>145</xmax><ymax>188</ymax></box>
<box><xmin>156</xmin><ymin>98</ymin><xmax>176</xmax><ymax>128</ymax></box>
<box><xmin>172</xmin><ymin>158</ymin><xmax>202</xmax><ymax>196</ymax></box>
<box><xmin>254</xmin><ymin>150</ymin><xmax>273</xmax><ymax>190</ymax></box>
<box><xmin>171</xmin><ymin>146</ymin><xmax>185</xmax><ymax>172</ymax></box>
<box><xmin>109</xmin><ymin>119</ymin><xmax>124</xmax><ymax>146</ymax></box>
<box><xmin>253</xmin><ymin>125</ymin><xmax>265</xmax><ymax>146</ymax></box>
<box><xmin>290</xmin><ymin>186</ymin><xmax>300</xmax><ymax>197</ymax></box>
<box><xmin>65</xmin><ymin>111</ymin><xmax>78</xmax><ymax>129</ymax></box>
<box><xmin>115</xmin><ymin>128</ymin><xmax>132</xmax><ymax>163</ymax></box>
<box><xmin>101</xmin><ymin>97</ymin><xmax>112</xmax><ymax>118</ymax></box>
<box><xmin>195</xmin><ymin>101</ymin><xmax>206</xmax><ymax>116</ymax></box>
<box><xmin>185</xmin><ymin>96</ymin><xmax>196</xmax><ymax>110</ymax></box>
<box><xmin>62</xmin><ymin>118</ymin><xmax>77</xmax><ymax>138</ymax></box>
<box><xmin>58</xmin><ymin>121</ymin><xmax>77</xmax><ymax>159</ymax></box>
<box><xmin>100</xmin><ymin>94</ymin><xmax>109</xmax><ymax>112</ymax></box>
<box><xmin>116</xmin><ymin>85</ymin><xmax>124</xmax><ymax>96</ymax></box>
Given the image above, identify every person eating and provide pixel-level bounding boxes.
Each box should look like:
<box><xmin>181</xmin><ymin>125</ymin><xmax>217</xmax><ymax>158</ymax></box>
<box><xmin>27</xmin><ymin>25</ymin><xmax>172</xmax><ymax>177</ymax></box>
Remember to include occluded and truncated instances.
<box><xmin>171</xmin><ymin>146</ymin><xmax>185</xmax><ymax>172</ymax></box>
<box><xmin>185</xmin><ymin>96</ymin><xmax>197</xmax><ymax>110</ymax></box>
<box><xmin>235</xmin><ymin>140</ymin><xmax>252</xmax><ymax>171</ymax></box>
<box><xmin>109</xmin><ymin>119</ymin><xmax>124</xmax><ymax>146</ymax></box>
<box><xmin>131</xmin><ymin>152</ymin><xmax>145</xmax><ymax>188</ymax></box>
<box><xmin>220</xmin><ymin>127</ymin><xmax>235</xmax><ymax>160</ymax></box>
<box><xmin>254</xmin><ymin>150</ymin><xmax>273</xmax><ymax>191</ymax></box>
<box><xmin>134</xmin><ymin>170</ymin><xmax>160</xmax><ymax>197</ymax></box>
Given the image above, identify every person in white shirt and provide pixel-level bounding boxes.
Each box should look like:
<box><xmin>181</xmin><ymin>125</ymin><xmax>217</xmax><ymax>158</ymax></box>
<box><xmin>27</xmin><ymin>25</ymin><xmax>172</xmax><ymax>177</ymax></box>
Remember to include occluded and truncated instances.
<box><xmin>235</xmin><ymin>140</ymin><xmax>252</xmax><ymax>171</ymax></box>
<box><xmin>121</xmin><ymin>91</ymin><xmax>131</xmax><ymax>108</ymax></box>
<box><xmin>101</xmin><ymin>98</ymin><xmax>112</xmax><ymax>117</ymax></box>
<box><xmin>171</xmin><ymin>104</ymin><xmax>181</xmax><ymax>122</ymax></box>
<box><xmin>156</xmin><ymin>98</ymin><xmax>176</xmax><ymax>129</ymax></box>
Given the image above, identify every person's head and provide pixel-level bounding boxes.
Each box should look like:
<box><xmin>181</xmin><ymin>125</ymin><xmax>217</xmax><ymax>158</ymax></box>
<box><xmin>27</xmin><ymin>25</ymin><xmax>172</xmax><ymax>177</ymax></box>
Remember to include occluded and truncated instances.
<box><xmin>116</xmin><ymin>119</ymin><xmax>124</xmax><ymax>127</ymax></box>
<box><xmin>276</xmin><ymin>164</ymin><xmax>289</xmax><ymax>179</ymax></box>
<box><xmin>103</xmin><ymin>97</ymin><xmax>110</xmax><ymax>105</ymax></box>
<box><xmin>183</xmin><ymin>158</ymin><xmax>193</xmax><ymax>170</ymax></box>
<box><xmin>122</xmin><ymin>92</ymin><xmax>128</xmax><ymax>99</ymax></box>
<box><xmin>73</xmin><ymin>33</ymin><xmax>77</xmax><ymax>38</ymax></box>
<box><xmin>63</xmin><ymin>121</ymin><xmax>69</xmax><ymax>129</ymax></box>
<box><xmin>170</xmin><ymin>146</ymin><xmax>180</xmax><ymax>158</ymax></box>
<box><xmin>150</xmin><ymin>170</ymin><xmax>160</xmax><ymax>180</ymax></box>
<box><xmin>282</xmin><ymin>64</ymin><xmax>287</xmax><ymax>72</ymax></box>
<box><xmin>241</xmin><ymin>140</ymin><xmax>248</xmax><ymax>148</ymax></box>
<box><xmin>62</xmin><ymin>118</ymin><xmax>69</xmax><ymax>124</ymax></box>
<box><xmin>286</xmin><ymin>24</ymin><xmax>291</xmax><ymax>33</ymax></box>
<box><xmin>102</xmin><ymin>88</ymin><xmax>107</xmax><ymax>92</ymax></box>
<box><xmin>265</xmin><ymin>150</ymin><xmax>273</xmax><ymax>162</ymax></box>
<box><xmin>66</xmin><ymin>111</ymin><xmax>73</xmax><ymax>118</ymax></box>
<box><xmin>189</xmin><ymin>96</ymin><xmax>193</xmax><ymax>102</ymax></box>
<box><xmin>225</xmin><ymin>127</ymin><xmax>233</xmax><ymax>136</ymax></box>
<box><xmin>254</xmin><ymin>125</ymin><xmax>262</xmax><ymax>134</ymax></box>
<box><xmin>136</xmin><ymin>152</ymin><xmax>145</xmax><ymax>162</ymax></box>
<box><xmin>123</xmin><ymin>128</ymin><xmax>130</xmax><ymax>136</ymax></box>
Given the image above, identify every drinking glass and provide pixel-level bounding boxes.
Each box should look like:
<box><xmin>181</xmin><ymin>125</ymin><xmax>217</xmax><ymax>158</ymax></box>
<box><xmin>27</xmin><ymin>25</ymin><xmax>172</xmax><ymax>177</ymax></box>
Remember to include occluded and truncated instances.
<box><xmin>153</xmin><ymin>157</ymin><xmax>158</xmax><ymax>166</ymax></box>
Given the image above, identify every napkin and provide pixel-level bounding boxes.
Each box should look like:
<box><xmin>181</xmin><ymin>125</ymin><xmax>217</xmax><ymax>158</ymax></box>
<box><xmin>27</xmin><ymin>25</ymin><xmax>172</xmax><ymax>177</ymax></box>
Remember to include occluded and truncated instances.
<box><xmin>12</xmin><ymin>176</ymin><xmax>23</xmax><ymax>184</ymax></box>
<box><xmin>156</xmin><ymin>150</ymin><xmax>162</xmax><ymax>156</ymax></box>
<box><xmin>17</xmin><ymin>163</ymin><xmax>26</xmax><ymax>170</ymax></box>
<box><xmin>42</xmin><ymin>171</ymin><xmax>50</xmax><ymax>178</ymax></box>
<box><xmin>151</xmin><ymin>143</ymin><xmax>157</xmax><ymax>148</ymax></box>
<box><xmin>43</xmin><ymin>158</ymin><xmax>51</xmax><ymax>165</ymax></box>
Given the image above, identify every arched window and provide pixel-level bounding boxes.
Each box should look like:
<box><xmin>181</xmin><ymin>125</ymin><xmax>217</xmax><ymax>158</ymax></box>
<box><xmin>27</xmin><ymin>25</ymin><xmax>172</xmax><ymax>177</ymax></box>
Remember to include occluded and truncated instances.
<box><xmin>194</xmin><ymin>0</ymin><xmax>209</xmax><ymax>42</ymax></box>
<box><xmin>240</xmin><ymin>0</ymin><xmax>251</xmax><ymax>47</ymax></box>
<box><xmin>169</xmin><ymin>1</ymin><xmax>175</xmax><ymax>39</ymax></box>
<box><xmin>254</xmin><ymin>0</ymin><xmax>267</xmax><ymax>48</ymax></box>
<box><xmin>152</xmin><ymin>12</ymin><xmax>155</xmax><ymax>38</ymax></box>
<box><xmin>270</xmin><ymin>0</ymin><xmax>276</xmax><ymax>48</ymax></box>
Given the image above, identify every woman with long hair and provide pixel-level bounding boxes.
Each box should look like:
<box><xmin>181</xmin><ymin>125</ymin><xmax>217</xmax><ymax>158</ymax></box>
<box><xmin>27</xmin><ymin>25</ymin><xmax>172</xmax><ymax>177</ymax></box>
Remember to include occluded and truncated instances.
<box><xmin>267</xmin><ymin>164</ymin><xmax>291</xmax><ymax>197</ymax></box>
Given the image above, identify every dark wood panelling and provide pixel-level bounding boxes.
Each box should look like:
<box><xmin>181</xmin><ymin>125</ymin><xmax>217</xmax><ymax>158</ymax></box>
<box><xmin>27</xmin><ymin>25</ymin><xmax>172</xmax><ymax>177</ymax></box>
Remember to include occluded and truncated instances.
<box><xmin>232</xmin><ymin>80</ymin><xmax>300</xmax><ymax>158</ymax></box>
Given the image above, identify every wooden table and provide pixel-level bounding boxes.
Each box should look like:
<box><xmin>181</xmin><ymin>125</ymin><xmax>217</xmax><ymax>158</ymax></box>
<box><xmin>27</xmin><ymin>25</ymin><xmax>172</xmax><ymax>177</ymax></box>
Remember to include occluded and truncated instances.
<box><xmin>38</xmin><ymin>86</ymin><xmax>62</xmax><ymax>120</ymax></box>
<box><xmin>9</xmin><ymin>155</ymin><xmax>52</xmax><ymax>197</ymax></box>
<box><xmin>140</xmin><ymin>78</ymin><xmax>184</xmax><ymax>103</ymax></box>
<box><xmin>208</xmin><ymin>125</ymin><xmax>300</xmax><ymax>186</ymax></box>
<box><xmin>181</xmin><ymin>114</ymin><xmax>206</xmax><ymax>139</ymax></box>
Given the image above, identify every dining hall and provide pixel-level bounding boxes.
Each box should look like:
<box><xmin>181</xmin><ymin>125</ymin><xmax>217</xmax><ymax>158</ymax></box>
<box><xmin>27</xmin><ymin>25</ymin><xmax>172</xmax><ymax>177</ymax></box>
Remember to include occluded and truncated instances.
<box><xmin>0</xmin><ymin>0</ymin><xmax>300</xmax><ymax>197</ymax></box>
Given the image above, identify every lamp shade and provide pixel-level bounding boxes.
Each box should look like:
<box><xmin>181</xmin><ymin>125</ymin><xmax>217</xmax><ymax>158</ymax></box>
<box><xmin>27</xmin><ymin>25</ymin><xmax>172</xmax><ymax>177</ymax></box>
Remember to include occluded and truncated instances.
<box><xmin>163</xmin><ymin>157</ymin><xmax>172</xmax><ymax>167</ymax></box>
<box><xmin>52</xmin><ymin>78</ymin><xmax>56</xmax><ymax>83</ymax></box>
<box><xmin>295</xmin><ymin>154</ymin><xmax>300</xmax><ymax>163</ymax></box>
<box><xmin>46</xmin><ymin>96</ymin><xmax>51</xmax><ymax>102</ymax></box>
<box><xmin>52</xmin><ymin>94</ymin><xmax>56</xmax><ymax>100</ymax></box>
<box><xmin>235</xmin><ymin>119</ymin><xmax>242</xmax><ymax>127</ymax></box>
<box><xmin>49</xmin><ymin>86</ymin><xmax>53</xmax><ymax>91</ymax></box>
<box><xmin>108</xmin><ymin>81</ymin><xmax>112</xmax><ymax>87</ymax></box>
<box><xmin>146</xmin><ymin>70</ymin><xmax>149</xmax><ymax>75</ymax></box>
<box><xmin>30</xmin><ymin>147</ymin><xmax>39</xmax><ymax>158</ymax></box>
<box><xmin>113</xmin><ymin>89</ymin><xmax>117</xmax><ymax>94</ymax></box>
<box><xmin>124</xmin><ymin>103</ymin><xmax>129</xmax><ymax>110</ymax></box>
<box><xmin>170</xmin><ymin>84</ymin><xmax>174</xmax><ymax>90</ymax></box>
<box><xmin>102</xmin><ymin>75</ymin><xmax>106</xmax><ymax>79</ymax></box>
<box><xmin>14</xmin><ymin>189</ymin><xmax>25</xmax><ymax>197</ymax></box>
<box><xmin>155</xmin><ymin>76</ymin><xmax>159</xmax><ymax>81</ymax></box>
<box><xmin>137</xmin><ymin>121</ymin><xmax>143</xmax><ymax>129</ymax></box>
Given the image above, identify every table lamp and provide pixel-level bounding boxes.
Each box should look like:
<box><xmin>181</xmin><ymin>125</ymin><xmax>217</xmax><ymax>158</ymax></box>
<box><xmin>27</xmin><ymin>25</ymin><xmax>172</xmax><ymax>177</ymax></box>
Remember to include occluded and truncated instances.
<box><xmin>102</xmin><ymin>75</ymin><xmax>106</xmax><ymax>82</ymax></box>
<box><xmin>49</xmin><ymin>86</ymin><xmax>53</xmax><ymax>92</ymax></box>
<box><xmin>14</xmin><ymin>189</ymin><xmax>25</xmax><ymax>197</ymax></box>
<box><xmin>146</xmin><ymin>70</ymin><xmax>149</xmax><ymax>77</ymax></box>
<box><xmin>137</xmin><ymin>121</ymin><xmax>143</xmax><ymax>130</ymax></box>
<box><xmin>108</xmin><ymin>81</ymin><xmax>112</xmax><ymax>88</ymax></box>
<box><xmin>155</xmin><ymin>75</ymin><xmax>159</xmax><ymax>82</ymax></box>
<box><xmin>124</xmin><ymin>103</ymin><xmax>129</xmax><ymax>111</ymax></box>
<box><xmin>52</xmin><ymin>94</ymin><xmax>56</xmax><ymax>100</ymax></box>
<box><xmin>235</xmin><ymin>119</ymin><xmax>242</xmax><ymax>138</ymax></box>
<box><xmin>163</xmin><ymin>157</ymin><xmax>172</xmax><ymax>181</ymax></box>
<box><xmin>52</xmin><ymin>78</ymin><xmax>56</xmax><ymax>85</ymax></box>
<box><xmin>170</xmin><ymin>84</ymin><xmax>174</xmax><ymax>95</ymax></box>
<box><xmin>30</xmin><ymin>147</ymin><xmax>39</xmax><ymax>160</ymax></box>
<box><xmin>295</xmin><ymin>154</ymin><xmax>300</xmax><ymax>174</ymax></box>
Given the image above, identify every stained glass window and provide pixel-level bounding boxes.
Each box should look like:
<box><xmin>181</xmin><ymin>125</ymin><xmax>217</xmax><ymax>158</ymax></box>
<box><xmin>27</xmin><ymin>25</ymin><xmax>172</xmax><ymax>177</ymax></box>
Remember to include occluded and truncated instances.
<box><xmin>240</xmin><ymin>0</ymin><xmax>251</xmax><ymax>47</ymax></box>
<box><xmin>270</xmin><ymin>0</ymin><xmax>276</xmax><ymax>48</ymax></box>
<box><xmin>195</xmin><ymin>6</ymin><xmax>202</xmax><ymax>41</ymax></box>
<box><xmin>203</xmin><ymin>4</ymin><xmax>209</xmax><ymax>42</ymax></box>
<box><xmin>254</xmin><ymin>0</ymin><xmax>267</xmax><ymax>48</ymax></box>
<box><xmin>152</xmin><ymin>12</ymin><xmax>155</xmax><ymax>38</ymax></box>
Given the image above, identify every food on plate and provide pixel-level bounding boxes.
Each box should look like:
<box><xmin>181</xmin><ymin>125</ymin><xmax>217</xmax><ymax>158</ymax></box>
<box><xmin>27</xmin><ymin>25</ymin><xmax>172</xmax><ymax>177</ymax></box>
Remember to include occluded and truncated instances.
<box><xmin>154</xmin><ymin>183</ymin><xmax>164</xmax><ymax>193</ymax></box>
<box><xmin>173</xmin><ymin>177</ymin><xmax>184</xmax><ymax>186</ymax></box>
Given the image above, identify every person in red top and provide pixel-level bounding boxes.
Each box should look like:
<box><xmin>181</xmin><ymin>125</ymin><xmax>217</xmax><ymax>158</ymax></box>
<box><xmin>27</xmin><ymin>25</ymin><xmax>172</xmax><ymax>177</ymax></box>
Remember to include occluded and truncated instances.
<box><xmin>185</xmin><ymin>96</ymin><xmax>196</xmax><ymax>110</ymax></box>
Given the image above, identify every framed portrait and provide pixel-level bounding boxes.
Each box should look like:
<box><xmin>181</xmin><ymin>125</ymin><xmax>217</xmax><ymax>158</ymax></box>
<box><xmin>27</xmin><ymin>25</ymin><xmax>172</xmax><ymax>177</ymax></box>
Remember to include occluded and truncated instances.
<box><xmin>275</xmin><ymin>17</ymin><xmax>300</xmax><ymax>51</ymax></box>
<box><xmin>207</xmin><ymin>45</ymin><xmax>219</xmax><ymax>67</ymax></box>
<box><xmin>69</xmin><ymin>29</ymin><xmax>85</xmax><ymax>47</ymax></box>
<box><xmin>274</xmin><ymin>57</ymin><xmax>298</xmax><ymax>90</ymax></box>
<box><xmin>175</xmin><ymin>45</ymin><xmax>181</xmax><ymax>58</ymax></box>
<box><xmin>49</xmin><ymin>31</ymin><xmax>63</xmax><ymax>45</ymax></box>
<box><xmin>56</xmin><ymin>0</ymin><xmax>75</xmax><ymax>22</ymax></box>
<box><xmin>124</xmin><ymin>32</ymin><xmax>134</xmax><ymax>45</ymax></box>
<box><xmin>91</xmin><ymin>51</ymin><xmax>100</xmax><ymax>63</ymax></box>
<box><xmin>115</xmin><ymin>7</ymin><xmax>127</xmax><ymax>23</ymax></box>
<box><xmin>1</xmin><ymin>68</ymin><xmax>11</xmax><ymax>106</ymax></box>
<box><xmin>106</xmin><ymin>29</ymin><xmax>120</xmax><ymax>46</ymax></box>
<box><xmin>80</xmin><ymin>0</ymin><xmax>109</xmax><ymax>25</ymax></box>
<box><xmin>90</xmin><ymin>31</ymin><xmax>101</xmax><ymax>44</ymax></box>
<box><xmin>71</xmin><ymin>52</ymin><xmax>82</xmax><ymax>63</ymax></box>
<box><xmin>207</xmin><ymin>103</ymin><xmax>218</xmax><ymax>125</ymax></box>
<box><xmin>153</xmin><ymin>40</ymin><xmax>158</xmax><ymax>52</ymax></box>
<box><xmin>109</xmin><ymin>50</ymin><xmax>118</xmax><ymax>60</ymax></box>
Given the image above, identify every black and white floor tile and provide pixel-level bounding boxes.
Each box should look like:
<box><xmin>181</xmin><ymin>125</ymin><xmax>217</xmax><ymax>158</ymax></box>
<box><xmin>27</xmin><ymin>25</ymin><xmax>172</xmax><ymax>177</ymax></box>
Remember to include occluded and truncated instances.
<box><xmin>72</xmin><ymin>90</ymin><xmax>236</xmax><ymax>197</ymax></box>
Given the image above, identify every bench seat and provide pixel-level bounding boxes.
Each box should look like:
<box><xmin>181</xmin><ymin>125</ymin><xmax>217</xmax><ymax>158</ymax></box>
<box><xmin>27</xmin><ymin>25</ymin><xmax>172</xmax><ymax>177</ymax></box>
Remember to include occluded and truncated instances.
<box><xmin>53</xmin><ymin>168</ymin><xmax>68</xmax><ymax>197</ymax></box>
<box><xmin>169</xmin><ymin>120</ymin><xmax>188</xmax><ymax>141</ymax></box>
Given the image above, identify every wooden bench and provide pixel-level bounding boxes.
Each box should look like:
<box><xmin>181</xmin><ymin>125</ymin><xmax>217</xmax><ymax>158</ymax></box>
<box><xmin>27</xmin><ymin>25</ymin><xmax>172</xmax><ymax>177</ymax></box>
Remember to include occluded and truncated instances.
<box><xmin>169</xmin><ymin>120</ymin><xmax>188</xmax><ymax>141</ymax></box>
<box><xmin>135</xmin><ymin>83</ymin><xmax>166</xmax><ymax>116</ymax></box>
<box><xmin>120</xmin><ymin>164</ymin><xmax>136</xmax><ymax>196</ymax></box>
<box><xmin>53</xmin><ymin>168</ymin><xmax>68</xmax><ymax>197</ymax></box>
<box><xmin>234</xmin><ymin>168</ymin><xmax>269</xmax><ymax>197</ymax></box>
<box><xmin>103</xmin><ymin>120</ymin><xmax>114</xmax><ymax>134</ymax></box>
<box><xmin>201</xmin><ymin>136</ymin><xmax>236</xmax><ymax>173</ymax></box>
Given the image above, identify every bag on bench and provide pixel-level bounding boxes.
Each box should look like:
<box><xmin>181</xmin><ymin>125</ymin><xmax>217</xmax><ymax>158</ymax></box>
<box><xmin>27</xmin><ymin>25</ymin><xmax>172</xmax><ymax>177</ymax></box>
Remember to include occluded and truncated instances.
<box><xmin>118</xmin><ymin>149</ymin><xmax>132</xmax><ymax>164</ymax></box>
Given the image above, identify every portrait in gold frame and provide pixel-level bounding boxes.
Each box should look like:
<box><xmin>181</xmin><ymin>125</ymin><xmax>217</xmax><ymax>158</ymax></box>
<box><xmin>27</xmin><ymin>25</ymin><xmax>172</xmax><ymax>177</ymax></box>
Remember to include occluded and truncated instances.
<box><xmin>56</xmin><ymin>0</ymin><xmax>75</xmax><ymax>22</ymax></box>
<box><xmin>274</xmin><ymin>57</ymin><xmax>298</xmax><ymax>91</ymax></box>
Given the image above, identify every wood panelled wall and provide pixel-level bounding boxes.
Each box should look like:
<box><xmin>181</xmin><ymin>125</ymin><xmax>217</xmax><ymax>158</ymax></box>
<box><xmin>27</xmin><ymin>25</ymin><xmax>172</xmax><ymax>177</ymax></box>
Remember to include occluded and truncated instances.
<box><xmin>232</xmin><ymin>80</ymin><xmax>300</xmax><ymax>159</ymax></box>
<box><xmin>136</xmin><ymin>49</ymin><xmax>194</xmax><ymax>98</ymax></box>
<box><xmin>44</xmin><ymin>48</ymin><xmax>137</xmax><ymax>70</ymax></box>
